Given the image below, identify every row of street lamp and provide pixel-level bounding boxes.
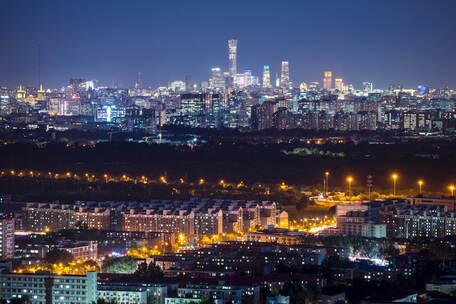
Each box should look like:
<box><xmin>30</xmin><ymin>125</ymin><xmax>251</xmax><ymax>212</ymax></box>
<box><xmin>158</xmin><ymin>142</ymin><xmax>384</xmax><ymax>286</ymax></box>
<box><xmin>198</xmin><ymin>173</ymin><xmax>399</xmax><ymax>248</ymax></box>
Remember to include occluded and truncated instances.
<box><xmin>322</xmin><ymin>172</ymin><xmax>455</xmax><ymax>197</ymax></box>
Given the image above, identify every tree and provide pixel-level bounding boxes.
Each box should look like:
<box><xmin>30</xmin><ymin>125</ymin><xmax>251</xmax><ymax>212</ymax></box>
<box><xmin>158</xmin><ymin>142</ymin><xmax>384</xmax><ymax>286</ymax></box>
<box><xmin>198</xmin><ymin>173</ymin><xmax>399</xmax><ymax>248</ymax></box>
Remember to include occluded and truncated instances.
<box><xmin>198</xmin><ymin>297</ymin><xmax>214</xmax><ymax>304</ymax></box>
<box><xmin>102</xmin><ymin>256</ymin><xmax>137</xmax><ymax>274</ymax></box>
<box><xmin>84</xmin><ymin>259</ymin><xmax>99</xmax><ymax>267</ymax></box>
<box><xmin>45</xmin><ymin>249</ymin><xmax>74</xmax><ymax>264</ymax></box>
<box><xmin>134</xmin><ymin>262</ymin><xmax>163</xmax><ymax>280</ymax></box>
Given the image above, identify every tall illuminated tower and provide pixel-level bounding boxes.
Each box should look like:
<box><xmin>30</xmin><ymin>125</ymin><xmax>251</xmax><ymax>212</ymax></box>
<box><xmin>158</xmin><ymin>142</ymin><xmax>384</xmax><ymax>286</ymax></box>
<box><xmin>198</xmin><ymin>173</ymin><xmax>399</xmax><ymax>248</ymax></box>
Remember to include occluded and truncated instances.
<box><xmin>323</xmin><ymin>71</ymin><xmax>333</xmax><ymax>90</ymax></box>
<box><xmin>335</xmin><ymin>78</ymin><xmax>344</xmax><ymax>91</ymax></box>
<box><xmin>280</xmin><ymin>61</ymin><xmax>290</xmax><ymax>89</ymax></box>
<box><xmin>228</xmin><ymin>39</ymin><xmax>237</xmax><ymax>76</ymax></box>
<box><xmin>262</xmin><ymin>65</ymin><xmax>271</xmax><ymax>88</ymax></box>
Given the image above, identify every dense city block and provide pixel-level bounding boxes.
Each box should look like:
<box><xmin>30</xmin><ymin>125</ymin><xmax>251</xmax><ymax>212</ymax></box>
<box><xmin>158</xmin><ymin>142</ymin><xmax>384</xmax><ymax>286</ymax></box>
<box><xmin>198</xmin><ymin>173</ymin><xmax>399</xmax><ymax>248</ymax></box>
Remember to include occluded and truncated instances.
<box><xmin>2</xmin><ymin>1</ymin><xmax>456</xmax><ymax>303</ymax></box>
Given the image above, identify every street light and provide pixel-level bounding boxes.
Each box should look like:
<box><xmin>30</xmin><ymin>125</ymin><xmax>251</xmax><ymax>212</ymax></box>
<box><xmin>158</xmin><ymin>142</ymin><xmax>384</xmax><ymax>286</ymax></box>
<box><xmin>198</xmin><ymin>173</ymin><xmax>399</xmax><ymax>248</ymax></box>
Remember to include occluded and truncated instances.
<box><xmin>346</xmin><ymin>176</ymin><xmax>353</xmax><ymax>197</ymax></box>
<box><xmin>449</xmin><ymin>185</ymin><xmax>455</xmax><ymax>210</ymax></box>
<box><xmin>417</xmin><ymin>180</ymin><xmax>424</xmax><ymax>194</ymax></box>
<box><xmin>391</xmin><ymin>174</ymin><xmax>398</xmax><ymax>196</ymax></box>
<box><xmin>324</xmin><ymin>171</ymin><xmax>330</xmax><ymax>196</ymax></box>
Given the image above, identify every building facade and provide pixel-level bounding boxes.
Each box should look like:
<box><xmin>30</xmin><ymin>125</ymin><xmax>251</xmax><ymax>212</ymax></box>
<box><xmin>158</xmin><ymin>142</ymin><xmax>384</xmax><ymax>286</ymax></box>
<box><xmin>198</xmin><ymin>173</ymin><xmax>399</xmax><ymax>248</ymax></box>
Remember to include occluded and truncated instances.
<box><xmin>23</xmin><ymin>200</ymin><xmax>283</xmax><ymax>237</ymax></box>
<box><xmin>0</xmin><ymin>217</ymin><xmax>14</xmax><ymax>259</ymax></box>
<box><xmin>0</xmin><ymin>271</ymin><xmax>97</xmax><ymax>304</ymax></box>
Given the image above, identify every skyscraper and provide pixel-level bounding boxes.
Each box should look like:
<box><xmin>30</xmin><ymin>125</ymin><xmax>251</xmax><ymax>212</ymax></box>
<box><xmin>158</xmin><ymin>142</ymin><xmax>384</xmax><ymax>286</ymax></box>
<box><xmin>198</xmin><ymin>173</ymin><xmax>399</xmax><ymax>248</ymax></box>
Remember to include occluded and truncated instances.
<box><xmin>323</xmin><ymin>71</ymin><xmax>333</xmax><ymax>90</ymax></box>
<box><xmin>228</xmin><ymin>39</ymin><xmax>237</xmax><ymax>76</ymax></box>
<box><xmin>335</xmin><ymin>78</ymin><xmax>344</xmax><ymax>91</ymax></box>
<box><xmin>262</xmin><ymin>65</ymin><xmax>271</xmax><ymax>88</ymax></box>
<box><xmin>210</xmin><ymin>67</ymin><xmax>225</xmax><ymax>90</ymax></box>
<box><xmin>363</xmin><ymin>82</ymin><xmax>374</xmax><ymax>92</ymax></box>
<box><xmin>275</xmin><ymin>74</ymin><xmax>280</xmax><ymax>88</ymax></box>
<box><xmin>280</xmin><ymin>61</ymin><xmax>290</xmax><ymax>89</ymax></box>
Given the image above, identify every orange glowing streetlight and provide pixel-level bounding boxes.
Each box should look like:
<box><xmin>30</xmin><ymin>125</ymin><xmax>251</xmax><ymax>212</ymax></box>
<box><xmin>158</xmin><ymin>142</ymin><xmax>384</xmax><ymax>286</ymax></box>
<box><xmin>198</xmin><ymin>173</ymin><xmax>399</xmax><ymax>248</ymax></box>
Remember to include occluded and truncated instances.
<box><xmin>449</xmin><ymin>185</ymin><xmax>455</xmax><ymax>197</ymax></box>
<box><xmin>324</xmin><ymin>171</ymin><xmax>330</xmax><ymax>196</ymax></box>
<box><xmin>391</xmin><ymin>174</ymin><xmax>398</xmax><ymax>196</ymax></box>
<box><xmin>417</xmin><ymin>180</ymin><xmax>424</xmax><ymax>194</ymax></box>
<box><xmin>346</xmin><ymin>176</ymin><xmax>353</xmax><ymax>197</ymax></box>
<box><xmin>450</xmin><ymin>185</ymin><xmax>456</xmax><ymax>210</ymax></box>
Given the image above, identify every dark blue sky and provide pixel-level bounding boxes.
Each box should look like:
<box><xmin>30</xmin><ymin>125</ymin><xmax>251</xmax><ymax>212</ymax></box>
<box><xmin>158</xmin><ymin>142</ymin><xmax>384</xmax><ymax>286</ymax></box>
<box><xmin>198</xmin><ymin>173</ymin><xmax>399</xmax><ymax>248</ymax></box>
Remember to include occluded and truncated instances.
<box><xmin>1</xmin><ymin>0</ymin><xmax>456</xmax><ymax>89</ymax></box>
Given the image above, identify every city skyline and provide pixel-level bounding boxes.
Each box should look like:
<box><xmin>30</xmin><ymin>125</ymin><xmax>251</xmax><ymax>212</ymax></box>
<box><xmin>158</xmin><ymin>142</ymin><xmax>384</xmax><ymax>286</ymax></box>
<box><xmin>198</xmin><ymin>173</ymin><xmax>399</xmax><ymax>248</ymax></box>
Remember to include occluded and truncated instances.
<box><xmin>2</xmin><ymin>2</ymin><xmax>456</xmax><ymax>304</ymax></box>
<box><xmin>1</xmin><ymin>0</ymin><xmax>456</xmax><ymax>89</ymax></box>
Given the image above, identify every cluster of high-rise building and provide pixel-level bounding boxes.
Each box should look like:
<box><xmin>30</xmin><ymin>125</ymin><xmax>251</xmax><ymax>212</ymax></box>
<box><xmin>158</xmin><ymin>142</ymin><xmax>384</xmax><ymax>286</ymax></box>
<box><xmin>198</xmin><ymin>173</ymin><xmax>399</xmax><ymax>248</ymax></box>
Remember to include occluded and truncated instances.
<box><xmin>380</xmin><ymin>204</ymin><xmax>456</xmax><ymax>239</ymax></box>
<box><xmin>336</xmin><ymin>197</ymin><xmax>456</xmax><ymax>239</ymax></box>
<box><xmin>0</xmin><ymin>40</ymin><xmax>455</xmax><ymax>135</ymax></box>
<box><xmin>151</xmin><ymin>241</ymin><xmax>346</xmax><ymax>277</ymax></box>
<box><xmin>2</xmin><ymin>38</ymin><xmax>456</xmax><ymax>304</ymax></box>
<box><xmin>22</xmin><ymin>199</ymin><xmax>287</xmax><ymax>237</ymax></box>
<box><xmin>3</xmin><ymin>194</ymin><xmax>456</xmax><ymax>304</ymax></box>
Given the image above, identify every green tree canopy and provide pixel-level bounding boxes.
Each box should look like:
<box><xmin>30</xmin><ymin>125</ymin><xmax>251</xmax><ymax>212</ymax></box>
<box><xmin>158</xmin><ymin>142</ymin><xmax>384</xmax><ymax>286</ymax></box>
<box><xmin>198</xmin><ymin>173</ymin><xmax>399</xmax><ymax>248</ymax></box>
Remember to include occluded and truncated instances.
<box><xmin>134</xmin><ymin>262</ymin><xmax>164</xmax><ymax>280</ymax></box>
<box><xmin>102</xmin><ymin>256</ymin><xmax>137</xmax><ymax>274</ymax></box>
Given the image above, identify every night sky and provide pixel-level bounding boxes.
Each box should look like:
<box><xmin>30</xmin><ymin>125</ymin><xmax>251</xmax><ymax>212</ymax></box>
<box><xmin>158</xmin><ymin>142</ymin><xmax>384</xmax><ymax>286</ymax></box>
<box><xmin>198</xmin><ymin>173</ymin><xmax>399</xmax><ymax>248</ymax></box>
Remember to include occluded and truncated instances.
<box><xmin>1</xmin><ymin>0</ymin><xmax>456</xmax><ymax>89</ymax></box>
